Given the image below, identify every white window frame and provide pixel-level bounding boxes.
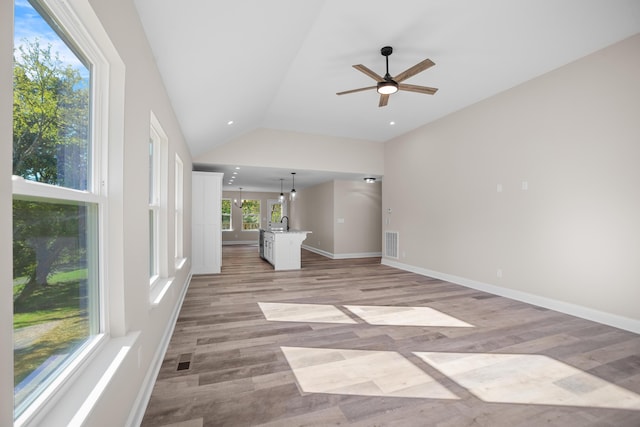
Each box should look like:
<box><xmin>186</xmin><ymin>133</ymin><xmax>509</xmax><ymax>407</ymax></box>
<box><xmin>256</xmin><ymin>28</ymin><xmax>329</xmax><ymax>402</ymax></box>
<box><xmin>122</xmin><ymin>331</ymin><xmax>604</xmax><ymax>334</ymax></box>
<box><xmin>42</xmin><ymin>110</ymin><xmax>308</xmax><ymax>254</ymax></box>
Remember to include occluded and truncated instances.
<box><xmin>10</xmin><ymin>0</ymin><xmax>125</xmax><ymax>424</ymax></box>
<box><xmin>149</xmin><ymin>112</ymin><xmax>168</xmax><ymax>287</ymax></box>
<box><xmin>174</xmin><ymin>154</ymin><xmax>184</xmax><ymax>266</ymax></box>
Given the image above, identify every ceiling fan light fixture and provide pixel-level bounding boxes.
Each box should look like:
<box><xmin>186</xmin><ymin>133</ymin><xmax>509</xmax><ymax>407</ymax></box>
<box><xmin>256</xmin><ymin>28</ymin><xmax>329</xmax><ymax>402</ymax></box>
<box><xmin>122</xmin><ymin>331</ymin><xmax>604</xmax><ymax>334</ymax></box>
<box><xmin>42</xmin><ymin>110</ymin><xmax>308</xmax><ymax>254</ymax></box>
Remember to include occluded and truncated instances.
<box><xmin>377</xmin><ymin>80</ymin><xmax>398</xmax><ymax>95</ymax></box>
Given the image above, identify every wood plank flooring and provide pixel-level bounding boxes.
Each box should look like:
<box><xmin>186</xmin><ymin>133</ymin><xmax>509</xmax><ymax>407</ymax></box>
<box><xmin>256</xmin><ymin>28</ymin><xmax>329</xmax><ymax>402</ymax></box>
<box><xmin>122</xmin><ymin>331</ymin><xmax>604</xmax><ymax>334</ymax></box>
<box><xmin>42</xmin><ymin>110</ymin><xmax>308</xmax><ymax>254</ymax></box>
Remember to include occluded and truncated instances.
<box><xmin>141</xmin><ymin>245</ymin><xmax>640</xmax><ymax>426</ymax></box>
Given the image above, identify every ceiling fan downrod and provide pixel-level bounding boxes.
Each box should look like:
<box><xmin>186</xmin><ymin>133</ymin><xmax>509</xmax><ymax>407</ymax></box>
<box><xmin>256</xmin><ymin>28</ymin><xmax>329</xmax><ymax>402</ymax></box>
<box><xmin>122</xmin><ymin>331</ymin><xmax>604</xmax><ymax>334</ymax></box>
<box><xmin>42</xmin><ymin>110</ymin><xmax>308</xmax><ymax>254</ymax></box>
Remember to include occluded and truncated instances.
<box><xmin>381</xmin><ymin>46</ymin><xmax>393</xmax><ymax>81</ymax></box>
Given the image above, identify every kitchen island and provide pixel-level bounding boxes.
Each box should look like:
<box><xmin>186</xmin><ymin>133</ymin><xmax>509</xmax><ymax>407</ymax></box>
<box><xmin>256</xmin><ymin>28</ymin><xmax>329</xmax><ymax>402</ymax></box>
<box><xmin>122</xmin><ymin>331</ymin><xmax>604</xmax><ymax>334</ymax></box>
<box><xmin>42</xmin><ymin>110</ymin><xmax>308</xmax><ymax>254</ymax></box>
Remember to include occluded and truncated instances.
<box><xmin>260</xmin><ymin>229</ymin><xmax>311</xmax><ymax>270</ymax></box>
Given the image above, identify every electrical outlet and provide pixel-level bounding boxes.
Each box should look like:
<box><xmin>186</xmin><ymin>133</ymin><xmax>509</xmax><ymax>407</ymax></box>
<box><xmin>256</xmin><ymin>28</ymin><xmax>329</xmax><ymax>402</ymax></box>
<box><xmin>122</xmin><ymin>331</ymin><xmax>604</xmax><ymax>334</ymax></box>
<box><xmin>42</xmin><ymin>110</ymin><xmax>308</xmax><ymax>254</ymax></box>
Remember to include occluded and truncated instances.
<box><xmin>497</xmin><ymin>269</ymin><xmax>503</xmax><ymax>278</ymax></box>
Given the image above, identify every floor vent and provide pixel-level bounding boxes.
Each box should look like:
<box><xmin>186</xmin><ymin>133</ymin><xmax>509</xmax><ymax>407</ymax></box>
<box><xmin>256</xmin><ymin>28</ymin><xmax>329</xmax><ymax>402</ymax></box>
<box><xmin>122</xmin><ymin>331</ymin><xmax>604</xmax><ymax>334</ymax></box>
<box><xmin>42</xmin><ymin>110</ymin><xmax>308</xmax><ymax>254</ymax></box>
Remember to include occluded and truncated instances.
<box><xmin>177</xmin><ymin>353</ymin><xmax>193</xmax><ymax>371</ymax></box>
<box><xmin>384</xmin><ymin>231</ymin><xmax>399</xmax><ymax>258</ymax></box>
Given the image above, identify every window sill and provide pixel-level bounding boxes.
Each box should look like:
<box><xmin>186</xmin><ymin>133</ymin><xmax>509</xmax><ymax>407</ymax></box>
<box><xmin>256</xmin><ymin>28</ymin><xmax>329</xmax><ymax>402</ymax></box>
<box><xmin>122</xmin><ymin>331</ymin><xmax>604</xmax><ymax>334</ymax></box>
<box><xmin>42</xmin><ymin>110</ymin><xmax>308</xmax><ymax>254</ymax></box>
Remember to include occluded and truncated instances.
<box><xmin>174</xmin><ymin>257</ymin><xmax>186</xmax><ymax>270</ymax></box>
<box><xmin>16</xmin><ymin>331</ymin><xmax>140</xmax><ymax>427</ymax></box>
<box><xmin>150</xmin><ymin>276</ymin><xmax>175</xmax><ymax>307</ymax></box>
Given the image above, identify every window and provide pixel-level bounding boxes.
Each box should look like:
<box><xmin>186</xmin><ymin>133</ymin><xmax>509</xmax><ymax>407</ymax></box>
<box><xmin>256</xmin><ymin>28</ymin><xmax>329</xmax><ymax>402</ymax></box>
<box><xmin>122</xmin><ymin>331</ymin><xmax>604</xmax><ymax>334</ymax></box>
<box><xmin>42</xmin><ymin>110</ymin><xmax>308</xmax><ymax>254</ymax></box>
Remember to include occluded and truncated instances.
<box><xmin>222</xmin><ymin>199</ymin><xmax>232</xmax><ymax>231</ymax></box>
<box><xmin>12</xmin><ymin>0</ymin><xmax>100</xmax><ymax>418</ymax></box>
<box><xmin>149</xmin><ymin>112</ymin><xmax>167</xmax><ymax>285</ymax></box>
<box><xmin>174</xmin><ymin>154</ymin><xmax>184</xmax><ymax>261</ymax></box>
<box><xmin>242</xmin><ymin>200</ymin><xmax>261</xmax><ymax>230</ymax></box>
<box><xmin>270</xmin><ymin>202</ymin><xmax>283</xmax><ymax>223</ymax></box>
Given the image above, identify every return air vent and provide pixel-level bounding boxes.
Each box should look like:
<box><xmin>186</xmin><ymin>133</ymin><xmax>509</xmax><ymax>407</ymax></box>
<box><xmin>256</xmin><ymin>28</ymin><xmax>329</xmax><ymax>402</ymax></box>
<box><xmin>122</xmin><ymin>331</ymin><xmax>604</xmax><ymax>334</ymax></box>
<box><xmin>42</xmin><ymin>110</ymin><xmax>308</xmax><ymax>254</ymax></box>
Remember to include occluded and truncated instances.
<box><xmin>177</xmin><ymin>353</ymin><xmax>193</xmax><ymax>371</ymax></box>
<box><xmin>384</xmin><ymin>231</ymin><xmax>399</xmax><ymax>258</ymax></box>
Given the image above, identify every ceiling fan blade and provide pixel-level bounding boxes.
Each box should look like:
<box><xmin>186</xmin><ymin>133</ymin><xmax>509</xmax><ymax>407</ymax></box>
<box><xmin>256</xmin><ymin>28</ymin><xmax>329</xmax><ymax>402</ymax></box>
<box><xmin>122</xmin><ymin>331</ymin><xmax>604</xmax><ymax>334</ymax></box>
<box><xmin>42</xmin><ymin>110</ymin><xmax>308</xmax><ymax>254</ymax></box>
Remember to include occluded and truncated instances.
<box><xmin>336</xmin><ymin>86</ymin><xmax>377</xmax><ymax>96</ymax></box>
<box><xmin>398</xmin><ymin>83</ymin><xmax>438</xmax><ymax>95</ymax></box>
<box><xmin>353</xmin><ymin>64</ymin><xmax>384</xmax><ymax>82</ymax></box>
<box><xmin>393</xmin><ymin>58</ymin><xmax>435</xmax><ymax>83</ymax></box>
<box><xmin>378</xmin><ymin>94</ymin><xmax>389</xmax><ymax>107</ymax></box>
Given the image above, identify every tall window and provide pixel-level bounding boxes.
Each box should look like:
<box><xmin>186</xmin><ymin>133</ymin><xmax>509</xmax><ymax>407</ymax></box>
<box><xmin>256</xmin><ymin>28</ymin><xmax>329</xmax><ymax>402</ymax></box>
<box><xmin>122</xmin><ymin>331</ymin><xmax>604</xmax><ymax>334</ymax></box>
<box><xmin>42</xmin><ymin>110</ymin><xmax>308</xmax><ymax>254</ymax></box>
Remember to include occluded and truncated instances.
<box><xmin>174</xmin><ymin>154</ymin><xmax>184</xmax><ymax>261</ymax></box>
<box><xmin>242</xmin><ymin>200</ymin><xmax>261</xmax><ymax>230</ymax></box>
<box><xmin>13</xmin><ymin>0</ymin><xmax>100</xmax><ymax>418</ymax></box>
<box><xmin>149</xmin><ymin>113</ymin><xmax>167</xmax><ymax>285</ymax></box>
<box><xmin>222</xmin><ymin>199</ymin><xmax>232</xmax><ymax>231</ymax></box>
<box><xmin>270</xmin><ymin>202</ymin><xmax>283</xmax><ymax>223</ymax></box>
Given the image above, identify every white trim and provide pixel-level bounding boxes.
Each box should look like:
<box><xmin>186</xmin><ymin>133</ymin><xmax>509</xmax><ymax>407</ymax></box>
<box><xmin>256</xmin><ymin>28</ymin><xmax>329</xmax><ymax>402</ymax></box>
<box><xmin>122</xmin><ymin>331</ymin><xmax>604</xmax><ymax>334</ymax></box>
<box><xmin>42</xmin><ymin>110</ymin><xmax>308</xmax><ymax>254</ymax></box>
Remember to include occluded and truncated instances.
<box><xmin>302</xmin><ymin>245</ymin><xmax>382</xmax><ymax>260</ymax></box>
<box><xmin>126</xmin><ymin>271</ymin><xmax>192</xmax><ymax>427</ymax></box>
<box><xmin>149</xmin><ymin>111</ymin><xmax>169</xmax><ymax>283</ymax></box>
<box><xmin>381</xmin><ymin>258</ymin><xmax>640</xmax><ymax>335</ymax></box>
<box><xmin>174</xmin><ymin>154</ymin><xmax>184</xmax><ymax>261</ymax></box>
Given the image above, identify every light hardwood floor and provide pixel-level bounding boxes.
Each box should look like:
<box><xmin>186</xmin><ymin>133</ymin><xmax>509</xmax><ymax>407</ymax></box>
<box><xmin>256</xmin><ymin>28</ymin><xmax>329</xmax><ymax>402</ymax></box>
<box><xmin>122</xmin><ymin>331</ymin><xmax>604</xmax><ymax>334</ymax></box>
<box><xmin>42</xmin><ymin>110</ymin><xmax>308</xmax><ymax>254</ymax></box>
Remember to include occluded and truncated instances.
<box><xmin>141</xmin><ymin>245</ymin><xmax>640</xmax><ymax>426</ymax></box>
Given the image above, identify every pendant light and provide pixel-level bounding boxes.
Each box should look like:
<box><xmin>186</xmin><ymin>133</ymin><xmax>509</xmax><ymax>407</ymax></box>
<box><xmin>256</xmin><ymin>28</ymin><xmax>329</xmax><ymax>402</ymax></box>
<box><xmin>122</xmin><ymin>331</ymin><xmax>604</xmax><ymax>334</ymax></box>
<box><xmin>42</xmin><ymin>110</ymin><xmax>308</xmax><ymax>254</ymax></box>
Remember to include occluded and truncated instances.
<box><xmin>279</xmin><ymin>178</ymin><xmax>284</xmax><ymax>201</ymax></box>
<box><xmin>233</xmin><ymin>187</ymin><xmax>244</xmax><ymax>208</ymax></box>
<box><xmin>290</xmin><ymin>172</ymin><xmax>296</xmax><ymax>200</ymax></box>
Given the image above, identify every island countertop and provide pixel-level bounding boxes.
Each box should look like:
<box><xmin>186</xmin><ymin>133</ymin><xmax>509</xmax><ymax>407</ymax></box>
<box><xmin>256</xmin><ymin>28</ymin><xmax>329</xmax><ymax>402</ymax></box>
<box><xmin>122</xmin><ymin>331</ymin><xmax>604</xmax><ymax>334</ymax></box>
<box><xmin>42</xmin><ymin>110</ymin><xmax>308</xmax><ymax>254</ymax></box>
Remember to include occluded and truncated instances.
<box><xmin>260</xmin><ymin>230</ymin><xmax>311</xmax><ymax>270</ymax></box>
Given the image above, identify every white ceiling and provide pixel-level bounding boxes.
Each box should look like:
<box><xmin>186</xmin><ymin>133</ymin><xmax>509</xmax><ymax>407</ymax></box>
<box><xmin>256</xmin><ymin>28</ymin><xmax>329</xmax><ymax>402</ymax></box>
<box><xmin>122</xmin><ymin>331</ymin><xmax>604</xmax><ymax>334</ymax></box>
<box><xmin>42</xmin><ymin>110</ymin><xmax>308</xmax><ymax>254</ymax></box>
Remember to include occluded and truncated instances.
<box><xmin>134</xmin><ymin>0</ymin><xmax>640</xmax><ymax>192</ymax></box>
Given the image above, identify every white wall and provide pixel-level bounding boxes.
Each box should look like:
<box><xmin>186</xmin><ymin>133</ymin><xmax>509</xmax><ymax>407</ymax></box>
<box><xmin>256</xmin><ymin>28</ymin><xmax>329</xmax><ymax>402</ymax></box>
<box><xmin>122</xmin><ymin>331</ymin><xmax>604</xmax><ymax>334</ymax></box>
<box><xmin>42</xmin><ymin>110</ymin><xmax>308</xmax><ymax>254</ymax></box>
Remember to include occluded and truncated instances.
<box><xmin>383</xmin><ymin>34</ymin><xmax>640</xmax><ymax>330</ymax></box>
<box><xmin>196</xmin><ymin>127</ymin><xmax>384</xmax><ymax>176</ymax></box>
<box><xmin>1</xmin><ymin>0</ymin><xmax>194</xmax><ymax>425</ymax></box>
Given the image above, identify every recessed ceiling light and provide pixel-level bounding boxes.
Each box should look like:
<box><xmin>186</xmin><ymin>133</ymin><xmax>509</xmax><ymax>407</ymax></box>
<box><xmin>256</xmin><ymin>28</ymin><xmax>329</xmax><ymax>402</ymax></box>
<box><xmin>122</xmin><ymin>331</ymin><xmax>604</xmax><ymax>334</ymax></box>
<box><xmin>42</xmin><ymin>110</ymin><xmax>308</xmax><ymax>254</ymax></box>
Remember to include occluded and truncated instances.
<box><xmin>235</xmin><ymin>167</ymin><xmax>240</xmax><ymax>170</ymax></box>
<box><xmin>227</xmin><ymin>120</ymin><xmax>234</xmax><ymax>125</ymax></box>
<box><xmin>389</xmin><ymin>121</ymin><xmax>395</xmax><ymax>126</ymax></box>
<box><xmin>233</xmin><ymin>172</ymin><xmax>237</xmax><ymax>175</ymax></box>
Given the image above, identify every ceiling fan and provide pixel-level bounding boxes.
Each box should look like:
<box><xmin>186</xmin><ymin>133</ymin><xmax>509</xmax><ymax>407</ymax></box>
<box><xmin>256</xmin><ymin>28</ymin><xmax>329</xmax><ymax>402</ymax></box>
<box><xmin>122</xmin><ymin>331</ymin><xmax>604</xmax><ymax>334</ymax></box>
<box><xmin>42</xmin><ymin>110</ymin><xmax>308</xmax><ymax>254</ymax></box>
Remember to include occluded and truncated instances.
<box><xmin>336</xmin><ymin>46</ymin><xmax>438</xmax><ymax>107</ymax></box>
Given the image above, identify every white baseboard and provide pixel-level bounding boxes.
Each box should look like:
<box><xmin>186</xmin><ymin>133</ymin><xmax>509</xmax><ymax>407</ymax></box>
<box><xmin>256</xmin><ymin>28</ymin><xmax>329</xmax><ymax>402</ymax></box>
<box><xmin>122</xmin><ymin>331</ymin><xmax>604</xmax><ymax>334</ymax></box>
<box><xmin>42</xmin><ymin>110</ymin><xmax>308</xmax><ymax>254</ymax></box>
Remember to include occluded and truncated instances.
<box><xmin>302</xmin><ymin>245</ymin><xmax>381</xmax><ymax>260</ymax></box>
<box><xmin>381</xmin><ymin>258</ymin><xmax>640</xmax><ymax>335</ymax></box>
<box><xmin>126</xmin><ymin>271</ymin><xmax>193</xmax><ymax>426</ymax></box>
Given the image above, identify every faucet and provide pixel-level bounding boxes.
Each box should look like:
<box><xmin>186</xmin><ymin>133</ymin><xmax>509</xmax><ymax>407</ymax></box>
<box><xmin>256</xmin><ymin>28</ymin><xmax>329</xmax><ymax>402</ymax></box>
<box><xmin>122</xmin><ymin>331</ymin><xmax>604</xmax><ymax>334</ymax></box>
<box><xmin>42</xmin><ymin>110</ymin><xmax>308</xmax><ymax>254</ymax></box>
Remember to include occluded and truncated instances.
<box><xmin>280</xmin><ymin>216</ymin><xmax>289</xmax><ymax>231</ymax></box>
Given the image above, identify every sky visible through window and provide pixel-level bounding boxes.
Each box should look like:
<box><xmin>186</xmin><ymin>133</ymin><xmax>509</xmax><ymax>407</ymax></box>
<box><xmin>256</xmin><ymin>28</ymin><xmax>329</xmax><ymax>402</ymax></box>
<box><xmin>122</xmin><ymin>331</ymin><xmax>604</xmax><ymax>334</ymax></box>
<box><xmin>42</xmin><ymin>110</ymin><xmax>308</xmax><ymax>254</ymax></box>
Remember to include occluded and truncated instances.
<box><xmin>14</xmin><ymin>0</ymin><xmax>88</xmax><ymax>78</ymax></box>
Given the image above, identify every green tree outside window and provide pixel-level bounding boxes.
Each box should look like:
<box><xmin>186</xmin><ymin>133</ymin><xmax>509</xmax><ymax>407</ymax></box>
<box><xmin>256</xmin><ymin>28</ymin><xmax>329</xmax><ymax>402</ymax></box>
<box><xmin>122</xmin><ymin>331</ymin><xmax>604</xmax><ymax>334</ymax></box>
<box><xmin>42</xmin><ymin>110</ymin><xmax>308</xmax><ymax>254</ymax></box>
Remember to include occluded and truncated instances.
<box><xmin>222</xmin><ymin>199</ymin><xmax>231</xmax><ymax>230</ymax></box>
<box><xmin>242</xmin><ymin>200</ymin><xmax>260</xmax><ymax>230</ymax></box>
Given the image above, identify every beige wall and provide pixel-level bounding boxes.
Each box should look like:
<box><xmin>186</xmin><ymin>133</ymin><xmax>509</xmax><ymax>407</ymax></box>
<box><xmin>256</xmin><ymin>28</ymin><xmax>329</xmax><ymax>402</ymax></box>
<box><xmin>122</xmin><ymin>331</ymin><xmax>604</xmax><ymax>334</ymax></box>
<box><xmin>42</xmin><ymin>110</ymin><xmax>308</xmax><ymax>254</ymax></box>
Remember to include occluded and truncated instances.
<box><xmin>222</xmin><ymin>190</ymin><xmax>282</xmax><ymax>244</ymax></box>
<box><xmin>0</xmin><ymin>0</ymin><xmax>13</xmax><ymax>421</ymax></box>
<box><xmin>383</xmin><ymin>34</ymin><xmax>640</xmax><ymax>325</ymax></box>
<box><xmin>292</xmin><ymin>181</ymin><xmax>335</xmax><ymax>254</ymax></box>
<box><xmin>196</xmin><ymin>127</ymin><xmax>384</xmax><ymax>176</ymax></box>
<box><xmin>294</xmin><ymin>180</ymin><xmax>382</xmax><ymax>257</ymax></box>
<box><xmin>334</xmin><ymin>180</ymin><xmax>382</xmax><ymax>255</ymax></box>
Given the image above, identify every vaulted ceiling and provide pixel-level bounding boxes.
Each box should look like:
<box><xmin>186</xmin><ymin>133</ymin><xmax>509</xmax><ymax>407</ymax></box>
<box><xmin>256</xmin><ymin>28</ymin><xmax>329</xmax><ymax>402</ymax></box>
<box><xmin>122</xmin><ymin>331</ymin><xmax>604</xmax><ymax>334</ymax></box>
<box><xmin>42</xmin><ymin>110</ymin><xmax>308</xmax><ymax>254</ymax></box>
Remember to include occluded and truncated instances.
<box><xmin>134</xmin><ymin>0</ymin><xmax>640</xmax><ymax>191</ymax></box>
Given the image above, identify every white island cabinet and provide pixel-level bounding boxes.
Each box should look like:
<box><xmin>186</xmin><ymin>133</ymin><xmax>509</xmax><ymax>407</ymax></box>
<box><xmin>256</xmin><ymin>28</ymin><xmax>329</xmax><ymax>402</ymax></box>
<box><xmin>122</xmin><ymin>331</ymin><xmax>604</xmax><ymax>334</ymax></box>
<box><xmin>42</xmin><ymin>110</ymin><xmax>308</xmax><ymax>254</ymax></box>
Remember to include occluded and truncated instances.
<box><xmin>262</xmin><ymin>230</ymin><xmax>311</xmax><ymax>270</ymax></box>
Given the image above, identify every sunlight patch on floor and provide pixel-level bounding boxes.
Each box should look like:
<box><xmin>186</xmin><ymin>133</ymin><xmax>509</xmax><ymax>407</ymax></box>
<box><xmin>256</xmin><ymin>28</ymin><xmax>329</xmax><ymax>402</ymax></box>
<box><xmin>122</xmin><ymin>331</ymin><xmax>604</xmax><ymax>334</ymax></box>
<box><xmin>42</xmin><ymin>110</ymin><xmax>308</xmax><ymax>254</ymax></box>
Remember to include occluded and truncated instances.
<box><xmin>258</xmin><ymin>302</ymin><xmax>356</xmax><ymax>324</ymax></box>
<box><xmin>259</xmin><ymin>302</ymin><xmax>474</xmax><ymax>327</ymax></box>
<box><xmin>345</xmin><ymin>305</ymin><xmax>474</xmax><ymax>327</ymax></box>
<box><xmin>280</xmin><ymin>346</ymin><xmax>459</xmax><ymax>400</ymax></box>
<box><xmin>414</xmin><ymin>352</ymin><xmax>640</xmax><ymax>410</ymax></box>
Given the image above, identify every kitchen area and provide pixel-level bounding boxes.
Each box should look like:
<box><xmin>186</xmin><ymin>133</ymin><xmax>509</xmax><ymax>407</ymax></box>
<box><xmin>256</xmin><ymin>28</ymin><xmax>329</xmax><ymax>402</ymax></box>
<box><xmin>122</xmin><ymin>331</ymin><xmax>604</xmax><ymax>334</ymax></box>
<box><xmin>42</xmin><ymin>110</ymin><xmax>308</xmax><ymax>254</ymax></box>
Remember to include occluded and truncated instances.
<box><xmin>218</xmin><ymin>179</ymin><xmax>382</xmax><ymax>270</ymax></box>
<box><xmin>259</xmin><ymin>225</ymin><xmax>311</xmax><ymax>270</ymax></box>
<box><xmin>220</xmin><ymin>188</ymin><xmax>312</xmax><ymax>271</ymax></box>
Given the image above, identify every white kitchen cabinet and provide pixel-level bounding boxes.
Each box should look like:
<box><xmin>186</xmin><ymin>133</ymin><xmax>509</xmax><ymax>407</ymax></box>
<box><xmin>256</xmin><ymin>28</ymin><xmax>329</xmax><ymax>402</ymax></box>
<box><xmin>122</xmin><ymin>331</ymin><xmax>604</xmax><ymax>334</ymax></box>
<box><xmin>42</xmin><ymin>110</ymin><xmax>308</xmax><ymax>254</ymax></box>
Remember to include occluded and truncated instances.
<box><xmin>264</xmin><ymin>232</ymin><xmax>275</xmax><ymax>264</ymax></box>
<box><xmin>262</xmin><ymin>231</ymin><xmax>310</xmax><ymax>270</ymax></box>
<box><xmin>191</xmin><ymin>171</ymin><xmax>223</xmax><ymax>274</ymax></box>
